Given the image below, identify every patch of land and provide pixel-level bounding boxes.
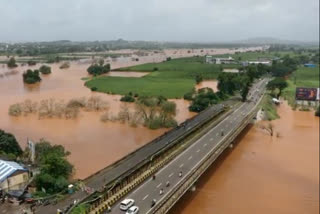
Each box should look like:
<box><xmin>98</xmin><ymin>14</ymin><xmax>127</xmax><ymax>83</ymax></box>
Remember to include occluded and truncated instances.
<box><xmin>86</xmin><ymin>57</ymin><xmax>238</xmax><ymax>98</ymax></box>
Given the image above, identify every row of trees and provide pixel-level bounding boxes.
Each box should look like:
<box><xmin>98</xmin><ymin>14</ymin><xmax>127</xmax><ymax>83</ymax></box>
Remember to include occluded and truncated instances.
<box><xmin>101</xmin><ymin>96</ymin><xmax>178</xmax><ymax>129</ymax></box>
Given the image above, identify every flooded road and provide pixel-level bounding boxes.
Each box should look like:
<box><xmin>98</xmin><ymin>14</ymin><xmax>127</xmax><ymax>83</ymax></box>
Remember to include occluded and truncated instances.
<box><xmin>170</xmin><ymin>101</ymin><xmax>319</xmax><ymax>214</ymax></box>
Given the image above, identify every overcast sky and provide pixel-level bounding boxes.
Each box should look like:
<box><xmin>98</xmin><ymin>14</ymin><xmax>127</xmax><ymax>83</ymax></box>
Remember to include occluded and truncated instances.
<box><xmin>1</xmin><ymin>0</ymin><xmax>319</xmax><ymax>42</ymax></box>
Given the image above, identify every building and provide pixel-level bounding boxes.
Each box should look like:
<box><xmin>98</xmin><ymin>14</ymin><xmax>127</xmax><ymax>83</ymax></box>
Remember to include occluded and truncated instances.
<box><xmin>247</xmin><ymin>59</ymin><xmax>272</xmax><ymax>66</ymax></box>
<box><xmin>205</xmin><ymin>55</ymin><xmax>235</xmax><ymax>64</ymax></box>
<box><xmin>0</xmin><ymin>160</ymin><xmax>29</xmax><ymax>192</ymax></box>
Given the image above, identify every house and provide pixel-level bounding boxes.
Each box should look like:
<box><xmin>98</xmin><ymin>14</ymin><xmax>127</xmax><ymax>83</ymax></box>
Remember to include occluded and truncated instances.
<box><xmin>0</xmin><ymin>160</ymin><xmax>29</xmax><ymax>192</ymax></box>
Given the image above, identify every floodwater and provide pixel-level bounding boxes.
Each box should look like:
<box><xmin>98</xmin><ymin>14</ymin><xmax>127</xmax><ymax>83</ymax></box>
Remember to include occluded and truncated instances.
<box><xmin>195</xmin><ymin>80</ymin><xmax>218</xmax><ymax>92</ymax></box>
<box><xmin>0</xmin><ymin>47</ymin><xmax>265</xmax><ymax>179</ymax></box>
<box><xmin>170</xmin><ymin>101</ymin><xmax>319</xmax><ymax>214</ymax></box>
<box><xmin>106</xmin><ymin>71</ymin><xmax>150</xmax><ymax>77</ymax></box>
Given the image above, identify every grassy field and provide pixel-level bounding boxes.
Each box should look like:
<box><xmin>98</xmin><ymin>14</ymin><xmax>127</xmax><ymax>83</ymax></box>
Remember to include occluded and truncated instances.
<box><xmin>283</xmin><ymin>65</ymin><xmax>320</xmax><ymax>106</ymax></box>
<box><xmin>86</xmin><ymin>57</ymin><xmax>233</xmax><ymax>98</ymax></box>
<box><xmin>86</xmin><ymin>76</ymin><xmax>194</xmax><ymax>98</ymax></box>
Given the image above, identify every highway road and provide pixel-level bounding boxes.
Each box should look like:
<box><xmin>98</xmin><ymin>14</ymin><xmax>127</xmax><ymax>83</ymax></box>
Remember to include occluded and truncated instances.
<box><xmin>109</xmin><ymin>79</ymin><xmax>268</xmax><ymax>214</ymax></box>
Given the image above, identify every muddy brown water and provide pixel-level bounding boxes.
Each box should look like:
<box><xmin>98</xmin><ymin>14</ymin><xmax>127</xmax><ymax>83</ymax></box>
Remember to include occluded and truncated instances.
<box><xmin>170</xmin><ymin>101</ymin><xmax>319</xmax><ymax>214</ymax></box>
<box><xmin>0</xmin><ymin>47</ymin><xmax>263</xmax><ymax>179</ymax></box>
<box><xmin>0</xmin><ymin>53</ymin><xmax>195</xmax><ymax>179</ymax></box>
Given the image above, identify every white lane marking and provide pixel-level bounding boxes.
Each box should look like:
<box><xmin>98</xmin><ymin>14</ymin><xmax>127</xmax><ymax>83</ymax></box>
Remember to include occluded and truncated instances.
<box><xmin>203</xmin><ymin>143</ymin><xmax>207</xmax><ymax>147</ymax></box>
<box><xmin>196</xmin><ymin>149</ymin><xmax>200</xmax><ymax>153</ymax></box>
<box><xmin>142</xmin><ymin>194</ymin><xmax>149</xmax><ymax>201</ymax></box>
<box><xmin>156</xmin><ymin>183</ymin><xmax>162</xmax><ymax>188</ymax></box>
<box><xmin>144</xmin><ymin>81</ymin><xmax>265</xmax><ymax>214</ymax></box>
<box><xmin>179</xmin><ymin>164</ymin><xmax>184</xmax><ymax>168</ymax></box>
<box><xmin>169</xmin><ymin>173</ymin><xmax>174</xmax><ymax>178</ymax></box>
<box><xmin>188</xmin><ymin>156</ymin><xmax>193</xmax><ymax>160</ymax></box>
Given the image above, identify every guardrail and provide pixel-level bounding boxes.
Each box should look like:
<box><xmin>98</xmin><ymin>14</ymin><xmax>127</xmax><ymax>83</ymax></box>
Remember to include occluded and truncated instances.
<box><xmin>151</xmin><ymin>99</ymin><xmax>262</xmax><ymax>214</ymax></box>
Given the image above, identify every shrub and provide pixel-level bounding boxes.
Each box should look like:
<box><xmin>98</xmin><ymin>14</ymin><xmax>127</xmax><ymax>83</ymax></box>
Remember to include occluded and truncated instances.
<box><xmin>59</xmin><ymin>62</ymin><xmax>70</xmax><ymax>69</ymax></box>
<box><xmin>7</xmin><ymin>57</ymin><xmax>18</xmax><ymax>68</ymax></box>
<box><xmin>91</xmin><ymin>87</ymin><xmax>98</xmax><ymax>91</ymax></box>
<box><xmin>153</xmin><ymin>67</ymin><xmax>159</xmax><ymax>71</ymax></box>
<box><xmin>39</xmin><ymin>65</ymin><xmax>51</xmax><ymax>74</ymax></box>
<box><xmin>120</xmin><ymin>95</ymin><xmax>135</xmax><ymax>102</ymax></box>
<box><xmin>27</xmin><ymin>60</ymin><xmax>37</xmax><ymax>66</ymax></box>
<box><xmin>9</xmin><ymin>103</ymin><xmax>22</xmax><ymax>116</ymax></box>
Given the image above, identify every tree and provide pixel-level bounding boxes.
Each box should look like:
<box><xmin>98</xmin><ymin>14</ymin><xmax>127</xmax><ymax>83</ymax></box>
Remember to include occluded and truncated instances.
<box><xmin>241</xmin><ymin>83</ymin><xmax>250</xmax><ymax>102</ymax></box>
<box><xmin>39</xmin><ymin>65</ymin><xmax>51</xmax><ymax>74</ymax></box>
<box><xmin>195</xmin><ymin>74</ymin><xmax>203</xmax><ymax>84</ymax></box>
<box><xmin>7</xmin><ymin>57</ymin><xmax>18</xmax><ymax>68</ymax></box>
<box><xmin>23</xmin><ymin>69</ymin><xmax>41</xmax><ymax>84</ymax></box>
<box><xmin>267</xmin><ymin>78</ymin><xmax>288</xmax><ymax>98</ymax></box>
<box><xmin>0</xmin><ymin>129</ymin><xmax>23</xmax><ymax>157</ymax></box>
<box><xmin>87</xmin><ymin>63</ymin><xmax>111</xmax><ymax>75</ymax></box>
<box><xmin>34</xmin><ymin>140</ymin><xmax>73</xmax><ymax>194</ymax></box>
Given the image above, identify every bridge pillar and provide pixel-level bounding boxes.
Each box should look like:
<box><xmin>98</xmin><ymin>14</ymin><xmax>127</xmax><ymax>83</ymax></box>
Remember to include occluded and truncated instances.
<box><xmin>190</xmin><ymin>185</ymin><xmax>196</xmax><ymax>192</ymax></box>
<box><xmin>229</xmin><ymin>143</ymin><xmax>234</xmax><ymax>149</ymax></box>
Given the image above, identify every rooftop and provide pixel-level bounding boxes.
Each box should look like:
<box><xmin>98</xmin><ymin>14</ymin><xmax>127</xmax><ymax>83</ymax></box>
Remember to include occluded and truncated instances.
<box><xmin>0</xmin><ymin>160</ymin><xmax>27</xmax><ymax>183</ymax></box>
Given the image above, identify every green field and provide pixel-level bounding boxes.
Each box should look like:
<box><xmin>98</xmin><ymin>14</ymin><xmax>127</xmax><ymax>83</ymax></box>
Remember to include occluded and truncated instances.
<box><xmin>283</xmin><ymin>65</ymin><xmax>320</xmax><ymax>106</ymax></box>
<box><xmin>86</xmin><ymin>76</ymin><xmax>194</xmax><ymax>98</ymax></box>
<box><xmin>86</xmin><ymin>57</ymin><xmax>234</xmax><ymax>98</ymax></box>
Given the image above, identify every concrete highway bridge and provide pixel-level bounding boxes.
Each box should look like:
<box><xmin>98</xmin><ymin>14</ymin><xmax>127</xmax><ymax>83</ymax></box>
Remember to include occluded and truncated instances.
<box><xmin>36</xmin><ymin>79</ymin><xmax>268</xmax><ymax>214</ymax></box>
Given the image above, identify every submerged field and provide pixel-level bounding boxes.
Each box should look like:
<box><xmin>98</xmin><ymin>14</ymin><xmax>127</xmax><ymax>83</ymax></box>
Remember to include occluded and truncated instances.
<box><xmin>86</xmin><ymin>57</ymin><xmax>237</xmax><ymax>98</ymax></box>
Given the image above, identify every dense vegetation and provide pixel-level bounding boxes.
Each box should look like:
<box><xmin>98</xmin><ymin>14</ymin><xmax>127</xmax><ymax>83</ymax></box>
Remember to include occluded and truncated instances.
<box><xmin>23</xmin><ymin>69</ymin><xmax>41</xmax><ymax>84</ymax></box>
<box><xmin>0</xmin><ymin>129</ymin><xmax>23</xmax><ymax>159</ymax></box>
<box><xmin>34</xmin><ymin>140</ymin><xmax>73</xmax><ymax>194</ymax></box>
<box><xmin>87</xmin><ymin>59</ymin><xmax>111</xmax><ymax>75</ymax></box>
<box><xmin>39</xmin><ymin>65</ymin><xmax>52</xmax><ymax>74</ymax></box>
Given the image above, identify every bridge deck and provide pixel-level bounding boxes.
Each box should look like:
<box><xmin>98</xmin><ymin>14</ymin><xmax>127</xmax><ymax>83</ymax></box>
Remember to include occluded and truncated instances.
<box><xmin>109</xmin><ymin>79</ymin><xmax>267</xmax><ymax>214</ymax></box>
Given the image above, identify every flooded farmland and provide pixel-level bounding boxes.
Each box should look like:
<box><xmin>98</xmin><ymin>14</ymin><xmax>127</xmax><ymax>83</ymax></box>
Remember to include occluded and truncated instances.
<box><xmin>0</xmin><ymin>47</ymin><xmax>263</xmax><ymax>179</ymax></box>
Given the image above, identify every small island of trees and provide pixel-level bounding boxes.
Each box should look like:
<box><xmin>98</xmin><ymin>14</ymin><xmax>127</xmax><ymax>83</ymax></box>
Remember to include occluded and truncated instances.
<box><xmin>39</xmin><ymin>65</ymin><xmax>52</xmax><ymax>74</ymax></box>
<box><xmin>87</xmin><ymin>59</ymin><xmax>111</xmax><ymax>75</ymax></box>
<box><xmin>23</xmin><ymin>69</ymin><xmax>41</xmax><ymax>84</ymax></box>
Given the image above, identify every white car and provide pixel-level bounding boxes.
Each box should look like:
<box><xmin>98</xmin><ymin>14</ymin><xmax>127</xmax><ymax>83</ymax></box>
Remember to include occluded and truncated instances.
<box><xmin>120</xmin><ymin>199</ymin><xmax>135</xmax><ymax>211</ymax></box>
<box><xmin>126</xmin><ymin>206</ymin><xmax>139</xmax><ymax>214</ymax></box>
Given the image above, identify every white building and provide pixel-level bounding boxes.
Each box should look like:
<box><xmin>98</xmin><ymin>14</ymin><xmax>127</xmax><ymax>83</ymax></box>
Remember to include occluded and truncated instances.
<box><xmin>205</xmin><ymin>56</ymin><xmax>235</xmax><ymax>64</ymax></box>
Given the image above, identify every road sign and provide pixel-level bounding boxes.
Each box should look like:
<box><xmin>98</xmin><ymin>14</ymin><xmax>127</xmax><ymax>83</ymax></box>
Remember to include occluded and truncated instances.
<box><xmin>295</xmin><ymin>87</ymin><xmax>318</xmax><ymax>101</ymax></box>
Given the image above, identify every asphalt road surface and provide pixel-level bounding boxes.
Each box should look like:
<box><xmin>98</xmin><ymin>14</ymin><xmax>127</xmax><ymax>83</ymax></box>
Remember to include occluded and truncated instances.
<box><xmin>110</xmin><ymin>79</ymin><xmax>268</xmax><ymax>214</ymax></box>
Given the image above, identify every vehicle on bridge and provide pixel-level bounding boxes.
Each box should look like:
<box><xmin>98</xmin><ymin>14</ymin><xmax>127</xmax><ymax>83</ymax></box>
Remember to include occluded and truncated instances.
<box><xmin>126</xmin><ymin>206</ymin><xmax>139</xmax><ymax>214</ymax></box>
<box><xmin>120</xmin><ymin>199</ymin><xmax>135</xmax><ymax>211</ymax></box>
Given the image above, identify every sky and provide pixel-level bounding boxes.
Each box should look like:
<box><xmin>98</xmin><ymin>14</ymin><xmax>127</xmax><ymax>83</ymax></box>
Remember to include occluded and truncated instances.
<box><xmin>0</xmin><ymin>0</ymin><xmax>319</xmax><ymax>42</ymax></box>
